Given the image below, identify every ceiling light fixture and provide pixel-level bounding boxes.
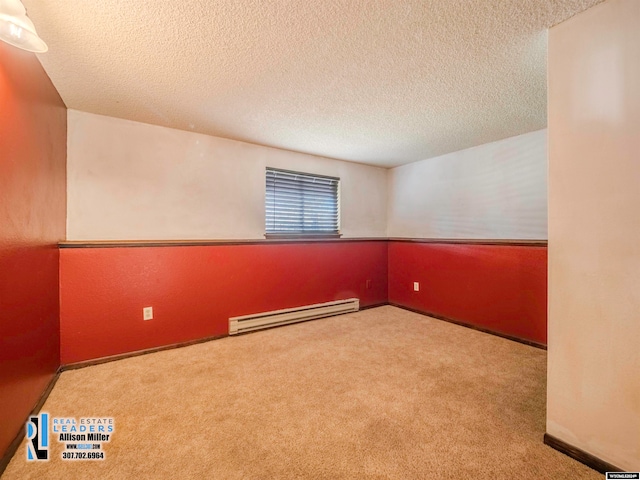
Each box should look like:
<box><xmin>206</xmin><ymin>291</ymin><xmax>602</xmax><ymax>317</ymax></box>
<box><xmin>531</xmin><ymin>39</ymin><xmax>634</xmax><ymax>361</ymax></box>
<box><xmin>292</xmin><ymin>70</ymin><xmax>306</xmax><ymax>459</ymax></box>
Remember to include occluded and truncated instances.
<box><xmin>0</xmin><ymin>0</ymin><xmax>47</xmax><ymax>53</ymax></box>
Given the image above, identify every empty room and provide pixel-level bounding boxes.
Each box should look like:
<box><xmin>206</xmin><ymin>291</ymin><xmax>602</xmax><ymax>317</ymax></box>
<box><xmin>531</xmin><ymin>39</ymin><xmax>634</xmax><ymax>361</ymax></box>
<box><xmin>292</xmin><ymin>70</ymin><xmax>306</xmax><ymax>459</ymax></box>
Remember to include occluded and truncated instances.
<box><xmin>1</xmin><ymin>0</ymin><xmax>638</xmax><ymax>478</ymax></box>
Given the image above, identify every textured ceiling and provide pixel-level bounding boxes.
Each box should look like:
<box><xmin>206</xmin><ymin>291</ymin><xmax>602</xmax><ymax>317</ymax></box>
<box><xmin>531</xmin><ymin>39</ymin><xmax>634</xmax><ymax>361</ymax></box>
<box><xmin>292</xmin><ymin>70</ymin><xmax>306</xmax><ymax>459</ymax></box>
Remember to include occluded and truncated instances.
<box><xmin>24</xmin><ymin>0</ymin><xmax>601</xmax><ymax>167</ymax></box>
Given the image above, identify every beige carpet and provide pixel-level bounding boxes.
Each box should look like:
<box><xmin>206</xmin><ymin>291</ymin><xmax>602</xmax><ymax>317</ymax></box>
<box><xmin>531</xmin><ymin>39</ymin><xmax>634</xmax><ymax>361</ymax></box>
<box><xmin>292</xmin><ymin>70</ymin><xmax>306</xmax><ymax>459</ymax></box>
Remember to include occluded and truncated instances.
<box><xmin>4</xmin><ymin>306</ymin><xmax>599</xmax><ymax>479</ymax></box>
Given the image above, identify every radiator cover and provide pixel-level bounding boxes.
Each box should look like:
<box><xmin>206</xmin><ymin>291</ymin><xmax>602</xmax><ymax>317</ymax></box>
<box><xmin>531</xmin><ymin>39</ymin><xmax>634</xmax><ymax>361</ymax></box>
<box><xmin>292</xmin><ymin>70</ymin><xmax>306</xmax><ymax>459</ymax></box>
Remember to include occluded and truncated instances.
<box><xmin>229</xmin><ymin>298</ymin><xmax>359</xmax><ymax>335</ymax></box>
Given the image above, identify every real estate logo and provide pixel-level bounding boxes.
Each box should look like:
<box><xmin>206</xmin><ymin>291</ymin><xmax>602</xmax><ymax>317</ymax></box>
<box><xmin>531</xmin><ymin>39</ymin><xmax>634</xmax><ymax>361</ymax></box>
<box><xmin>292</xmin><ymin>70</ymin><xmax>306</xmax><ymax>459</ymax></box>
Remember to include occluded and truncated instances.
<box><xmin>25</xmin><ymin>414</ymin><xmax>115</xmax><ymax>462</ymax></box>
<box><xmin>26</xmin><ymin>412</ymin><xmax>49</xmax><ymax>461</ymax></box>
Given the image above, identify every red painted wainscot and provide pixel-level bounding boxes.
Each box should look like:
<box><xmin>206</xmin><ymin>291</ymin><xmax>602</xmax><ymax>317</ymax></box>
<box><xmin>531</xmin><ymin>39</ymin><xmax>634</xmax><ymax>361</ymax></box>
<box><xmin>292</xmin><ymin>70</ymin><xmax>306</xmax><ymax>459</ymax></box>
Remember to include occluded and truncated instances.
<box><xmin>388</xmin><ymin>240</ymin><xmax>547</xmax><ymax>345</ymax></box>
<box><xmin>59</xmin><ymin>241</ymin><xmax>388</xmax><ymax>364</ymax></box>
<box><xmin>0</xmin><ymin>44</ymin><xmax>67</xmax><ymax>457</ymax></box>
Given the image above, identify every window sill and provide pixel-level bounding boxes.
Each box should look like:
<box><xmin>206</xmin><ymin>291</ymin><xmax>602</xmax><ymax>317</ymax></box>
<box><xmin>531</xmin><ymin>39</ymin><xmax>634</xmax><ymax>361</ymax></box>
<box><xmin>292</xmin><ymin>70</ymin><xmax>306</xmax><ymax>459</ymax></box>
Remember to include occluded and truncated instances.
<box><xmin>264</xmin><ymin>233</ymin><xmax>342</xmax><ymax>239</ymax></box>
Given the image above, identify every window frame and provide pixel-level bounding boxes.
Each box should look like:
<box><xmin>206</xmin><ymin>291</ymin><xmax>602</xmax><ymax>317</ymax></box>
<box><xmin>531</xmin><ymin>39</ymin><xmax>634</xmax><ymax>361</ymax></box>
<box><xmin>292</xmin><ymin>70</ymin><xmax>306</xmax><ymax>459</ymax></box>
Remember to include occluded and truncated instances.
<box><xmin>264</xmin><ymin>167</ymin><xmax>341</xmax><ymax>239</ymax></box>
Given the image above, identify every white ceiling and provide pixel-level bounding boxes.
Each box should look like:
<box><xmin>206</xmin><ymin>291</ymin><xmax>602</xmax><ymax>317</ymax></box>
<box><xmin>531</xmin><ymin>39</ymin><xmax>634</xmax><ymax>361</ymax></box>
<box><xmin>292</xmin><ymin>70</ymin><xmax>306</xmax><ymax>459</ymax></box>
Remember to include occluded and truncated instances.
<box><xmin>24</xmin><ymin>0</ymin><xmax>601</xmax><ymax>167</ymax></box>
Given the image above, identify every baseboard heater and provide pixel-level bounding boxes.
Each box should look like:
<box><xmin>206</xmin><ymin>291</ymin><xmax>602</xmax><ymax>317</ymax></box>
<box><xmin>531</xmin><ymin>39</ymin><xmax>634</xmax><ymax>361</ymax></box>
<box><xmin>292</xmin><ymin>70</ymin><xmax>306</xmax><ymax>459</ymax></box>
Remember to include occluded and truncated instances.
<box><xmin>229</xmin><ymin>298</ymin><xmax>359</xmax><ymax>335</ymax></box>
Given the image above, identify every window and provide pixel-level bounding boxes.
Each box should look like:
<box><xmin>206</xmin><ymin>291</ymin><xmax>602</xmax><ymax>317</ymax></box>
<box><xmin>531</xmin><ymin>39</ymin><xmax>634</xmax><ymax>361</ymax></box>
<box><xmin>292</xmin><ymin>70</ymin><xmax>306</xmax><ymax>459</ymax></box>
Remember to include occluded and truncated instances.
<box><xmin>265</xmin><ymin>168</ymin><xmax>340</xmax><ymax>237</ymax></box>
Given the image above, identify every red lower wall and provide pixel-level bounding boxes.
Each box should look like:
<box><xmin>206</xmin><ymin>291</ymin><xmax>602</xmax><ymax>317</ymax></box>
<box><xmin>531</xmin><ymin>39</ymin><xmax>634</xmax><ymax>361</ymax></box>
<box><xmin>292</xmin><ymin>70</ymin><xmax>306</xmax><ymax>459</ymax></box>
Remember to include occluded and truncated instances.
<box><xmin>59</xmin><ymin>242</ymin><xmax>388</xmax><ymax>364</ymax></box>
<box><xmin>0</xmin><ymin>44</ymin><xmax>67</xmax><ymax>457</ymax></box>
<box><xmin>388</xmin><ymin>241</ymin><xmax>547</xmax><ymax>345</ymax></box>
<box><xmin>60</xmin><ymin>240</ymin><xmax>547</xmax><ymax>364</ymax></box>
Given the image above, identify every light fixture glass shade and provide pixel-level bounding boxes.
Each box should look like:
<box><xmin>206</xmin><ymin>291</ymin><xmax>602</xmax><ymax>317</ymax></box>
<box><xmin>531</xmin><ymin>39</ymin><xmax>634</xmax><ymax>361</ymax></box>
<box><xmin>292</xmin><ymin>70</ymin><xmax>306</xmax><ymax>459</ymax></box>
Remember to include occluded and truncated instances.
<box><xmin>0</xmin><ymin>0</ymin><xmax>47</xmax><ymax>52</ymax></box>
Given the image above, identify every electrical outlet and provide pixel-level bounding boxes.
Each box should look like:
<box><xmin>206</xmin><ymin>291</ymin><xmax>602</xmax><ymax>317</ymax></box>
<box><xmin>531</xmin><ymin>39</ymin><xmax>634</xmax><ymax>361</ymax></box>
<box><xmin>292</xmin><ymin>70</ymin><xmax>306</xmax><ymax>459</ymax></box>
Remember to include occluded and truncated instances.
<box><xmin>366</xmin><ymin>279</ymin><xmax>372</xmax><ymax>289</ymax></box>
<box><xmin>413</xmin><ymin>282</ymin><xmax>420</xmax><ymax>292</ymax></box>
<box><xmin>143</xmin><ymin>307</ymin><xmax>153</xmax><ymax>321</ymax></box>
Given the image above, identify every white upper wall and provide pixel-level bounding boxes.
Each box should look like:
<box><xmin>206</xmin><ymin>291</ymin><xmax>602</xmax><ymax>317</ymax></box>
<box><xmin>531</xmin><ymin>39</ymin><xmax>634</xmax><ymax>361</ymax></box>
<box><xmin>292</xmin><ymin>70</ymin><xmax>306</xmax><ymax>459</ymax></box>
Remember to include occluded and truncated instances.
<box><xmin>66</xmin><ymin>110</ymin><xmax>387</xmax><ymax>240</ymax></box>
<box><xmin>67</xmin><ymin>111</ymin><xmax>548</xmax><ymax>242</ymax></box>
<box><xmin>387</xmin><ymin>129</ymin><xmax>547</xmax><ymax>239</ymax></box>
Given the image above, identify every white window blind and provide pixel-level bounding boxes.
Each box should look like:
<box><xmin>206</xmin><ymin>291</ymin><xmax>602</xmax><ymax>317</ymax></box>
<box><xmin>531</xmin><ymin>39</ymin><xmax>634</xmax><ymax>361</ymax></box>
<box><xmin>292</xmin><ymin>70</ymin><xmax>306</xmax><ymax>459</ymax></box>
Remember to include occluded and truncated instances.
<box><xmin>265</xmin><ymin>168</ymin><xmax>340</xmax><ymax>236</ymax></box>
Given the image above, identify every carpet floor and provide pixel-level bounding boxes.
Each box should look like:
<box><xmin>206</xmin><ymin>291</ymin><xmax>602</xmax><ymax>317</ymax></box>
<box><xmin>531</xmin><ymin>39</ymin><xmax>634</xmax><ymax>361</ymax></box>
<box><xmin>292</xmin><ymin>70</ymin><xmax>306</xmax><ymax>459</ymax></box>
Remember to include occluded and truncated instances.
<box><xmin>3</xmin><ymin>306</ymin><xmax>599</xmax><ymax>479</ymax></box>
